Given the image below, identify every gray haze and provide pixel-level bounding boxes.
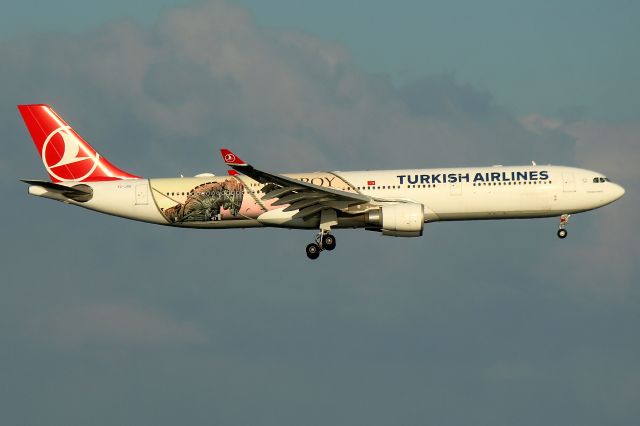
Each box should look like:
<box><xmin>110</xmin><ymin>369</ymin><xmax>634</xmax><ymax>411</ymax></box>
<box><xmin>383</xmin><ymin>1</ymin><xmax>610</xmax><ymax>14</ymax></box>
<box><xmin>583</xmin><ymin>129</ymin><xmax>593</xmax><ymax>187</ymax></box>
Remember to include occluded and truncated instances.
<box><xmin>1</xmin><ymin>1</ymin><xmax>638</xmax><ymax>425</ymax></box>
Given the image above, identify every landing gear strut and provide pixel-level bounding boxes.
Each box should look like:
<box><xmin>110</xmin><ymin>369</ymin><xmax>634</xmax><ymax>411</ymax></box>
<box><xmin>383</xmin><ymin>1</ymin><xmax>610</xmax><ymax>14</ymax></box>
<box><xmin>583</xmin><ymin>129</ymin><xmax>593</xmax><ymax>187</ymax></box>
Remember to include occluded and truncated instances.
<box><xmin>557</xmin><ymin>214</ymin><xmax>570</xmax><ymax>239</ymax></box>
<box><xmin>305</xmin><ymin>231</ymin><xmax>338</xmax><ymax>260</ymax></box>
<box><xmin>305</xmin><ymin>209</ymin><xmax>338</xmax><ymax>260</ymax></box>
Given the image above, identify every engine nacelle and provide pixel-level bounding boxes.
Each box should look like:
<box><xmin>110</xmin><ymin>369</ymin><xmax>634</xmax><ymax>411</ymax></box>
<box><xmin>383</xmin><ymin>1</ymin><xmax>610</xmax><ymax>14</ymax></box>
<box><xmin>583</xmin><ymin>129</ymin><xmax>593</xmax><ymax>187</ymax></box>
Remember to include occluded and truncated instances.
<box><xmin>366</xmin><ymin>203</ymin><xmax>424</xmax><ymax>237</ymax></box>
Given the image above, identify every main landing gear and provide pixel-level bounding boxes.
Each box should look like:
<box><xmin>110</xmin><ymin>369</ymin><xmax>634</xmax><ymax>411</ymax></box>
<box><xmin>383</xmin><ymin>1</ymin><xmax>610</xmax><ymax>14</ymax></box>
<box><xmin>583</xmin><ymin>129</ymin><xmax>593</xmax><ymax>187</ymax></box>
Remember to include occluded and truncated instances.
<box><xmin>557</xmin><ymin>214</ymin><xmax>570</xmax><ymax>239</ymax></box>
<box><xmin>305</xmin><ymin>209</ymin><xmax>338</xmax><ymax>260</ymax></box>
<box><xmin>306</xmin><ymin>231</ymin><xmax>337</xmax><ymax>260</ymax></box>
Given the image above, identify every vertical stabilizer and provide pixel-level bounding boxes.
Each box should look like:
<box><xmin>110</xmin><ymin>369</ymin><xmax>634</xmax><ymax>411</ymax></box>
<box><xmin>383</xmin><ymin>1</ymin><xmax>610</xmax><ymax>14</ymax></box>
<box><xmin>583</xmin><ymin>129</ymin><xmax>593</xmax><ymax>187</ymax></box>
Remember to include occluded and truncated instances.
<box><xmin>17</xmin><ymin>104</ymin><xmax>139</xmax><ymax>182</ymax></box>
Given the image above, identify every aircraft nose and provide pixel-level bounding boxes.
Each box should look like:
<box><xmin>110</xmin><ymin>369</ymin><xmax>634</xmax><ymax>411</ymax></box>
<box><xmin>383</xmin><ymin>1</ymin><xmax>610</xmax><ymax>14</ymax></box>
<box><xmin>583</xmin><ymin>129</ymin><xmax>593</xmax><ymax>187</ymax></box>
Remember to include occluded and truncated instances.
<box><xmin>612</xmin><ymin>183</ymin><xmax>625</xmax><ymax>201</ymax></box>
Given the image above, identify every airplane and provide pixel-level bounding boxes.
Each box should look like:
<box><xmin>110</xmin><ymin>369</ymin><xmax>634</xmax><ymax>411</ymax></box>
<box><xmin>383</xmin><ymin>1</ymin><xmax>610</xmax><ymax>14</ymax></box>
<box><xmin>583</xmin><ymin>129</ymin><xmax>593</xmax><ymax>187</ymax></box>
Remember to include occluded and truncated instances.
<box><xmin>18</xmin><ymin>104</ymin><xmax>625</xmax><ymax>259</ymax></box>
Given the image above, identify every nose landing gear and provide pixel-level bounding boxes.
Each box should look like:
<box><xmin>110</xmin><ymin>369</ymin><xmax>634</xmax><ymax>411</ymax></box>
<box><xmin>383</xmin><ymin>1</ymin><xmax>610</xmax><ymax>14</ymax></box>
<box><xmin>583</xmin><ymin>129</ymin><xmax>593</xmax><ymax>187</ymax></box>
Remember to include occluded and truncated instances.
<box><xmin>557</xmin><ymin>214</ymin><xmax>570</xmax><ymax>239</ymax></box>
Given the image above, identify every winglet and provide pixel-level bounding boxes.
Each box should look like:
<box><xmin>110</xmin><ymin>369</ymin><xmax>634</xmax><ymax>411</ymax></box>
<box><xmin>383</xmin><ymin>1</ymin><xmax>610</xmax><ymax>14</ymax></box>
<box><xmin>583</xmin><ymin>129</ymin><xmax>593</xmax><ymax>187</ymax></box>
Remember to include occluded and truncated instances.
<box><xmin>227</xmin><ymin>169</ymin><xmax>239</xmax><ymax>176</ymax></box>
<box><xmin>220</xmin><ymin>149</ymin><xmax>247</xmax><ymax>166</ymax></box>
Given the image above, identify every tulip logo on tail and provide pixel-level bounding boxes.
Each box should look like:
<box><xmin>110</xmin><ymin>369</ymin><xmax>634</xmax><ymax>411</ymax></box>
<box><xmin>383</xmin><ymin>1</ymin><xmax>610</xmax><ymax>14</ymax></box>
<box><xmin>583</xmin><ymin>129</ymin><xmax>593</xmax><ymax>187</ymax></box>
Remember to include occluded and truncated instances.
<box><xmin>42</xmin><ymin>126</ymin><xmax>100</xmax><ymax>182</ymax></box>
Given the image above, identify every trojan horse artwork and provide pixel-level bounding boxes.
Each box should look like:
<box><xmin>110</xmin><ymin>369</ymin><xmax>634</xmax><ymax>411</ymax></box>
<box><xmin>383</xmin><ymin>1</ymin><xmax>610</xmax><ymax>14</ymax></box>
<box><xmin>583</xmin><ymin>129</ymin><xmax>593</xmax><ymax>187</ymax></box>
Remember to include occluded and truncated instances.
<box><xmin>163</xmin><ymin>179</ymin><xmax>245</xmax><ymax>223</ymax></box>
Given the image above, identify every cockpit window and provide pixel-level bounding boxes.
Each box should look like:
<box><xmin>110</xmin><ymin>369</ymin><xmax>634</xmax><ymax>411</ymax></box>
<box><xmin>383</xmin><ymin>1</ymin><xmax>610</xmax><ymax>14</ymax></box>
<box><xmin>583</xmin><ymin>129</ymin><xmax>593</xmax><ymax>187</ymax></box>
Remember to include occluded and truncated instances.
<box><xmin>593</xmin><ymin>177</ymin><xmax>609</xmax><ymax>183</ymax></box>
<box><xmin>593</xmin><ymin>177</ymin><xmax>600</xmax><ymax>183</ymax></box>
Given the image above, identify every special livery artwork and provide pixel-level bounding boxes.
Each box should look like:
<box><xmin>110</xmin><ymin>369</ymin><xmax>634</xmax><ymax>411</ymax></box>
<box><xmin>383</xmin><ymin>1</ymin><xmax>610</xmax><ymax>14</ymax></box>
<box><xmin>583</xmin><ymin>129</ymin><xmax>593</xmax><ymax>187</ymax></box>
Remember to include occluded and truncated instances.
<box><xmin>149</xmin><ymin>173</ymin><xmax>355</xmax><ymax>225</ymax></box>
<box><xmin>153</xmin><ymin>178</ymin><xmax>247</xmax><ymax>223</ymax></box>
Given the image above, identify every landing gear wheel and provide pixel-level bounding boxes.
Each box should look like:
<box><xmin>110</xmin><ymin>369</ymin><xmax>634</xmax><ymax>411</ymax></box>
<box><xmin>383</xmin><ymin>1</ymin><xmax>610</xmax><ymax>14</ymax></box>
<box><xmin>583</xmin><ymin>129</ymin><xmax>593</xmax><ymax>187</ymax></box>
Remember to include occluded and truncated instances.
<box><xmin>306</xmin><ymin>243</ymin><xmax>320</xmax><ymax>259</ymax></box>
<box><xmin>557</xmin><ymin>229</ymin><xmax>568</xmax><ymax>239</ymax></box>
<box><xmin>322</xmin><ymin>234</ymin><xmax>336</xmax><ymax>251</ymax></box>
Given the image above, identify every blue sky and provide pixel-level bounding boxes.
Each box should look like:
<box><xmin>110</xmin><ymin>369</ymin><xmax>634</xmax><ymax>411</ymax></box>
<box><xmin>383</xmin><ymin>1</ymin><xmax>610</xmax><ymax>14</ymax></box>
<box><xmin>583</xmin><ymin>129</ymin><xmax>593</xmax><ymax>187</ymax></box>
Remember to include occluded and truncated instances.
<box><xmin>1</xmin><ymin>1</ymin><xmax>638</xmax><ymax>425</ymax></box>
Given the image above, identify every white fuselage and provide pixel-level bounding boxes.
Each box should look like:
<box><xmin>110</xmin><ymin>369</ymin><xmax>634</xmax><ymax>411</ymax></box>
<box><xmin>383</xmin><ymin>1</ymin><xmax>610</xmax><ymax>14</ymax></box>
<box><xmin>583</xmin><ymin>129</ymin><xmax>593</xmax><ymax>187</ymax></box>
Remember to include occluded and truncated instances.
<box><xmin>31</xmin><ymin>165</ymin><xmax>625</xmax><ymax>230</ymax></box>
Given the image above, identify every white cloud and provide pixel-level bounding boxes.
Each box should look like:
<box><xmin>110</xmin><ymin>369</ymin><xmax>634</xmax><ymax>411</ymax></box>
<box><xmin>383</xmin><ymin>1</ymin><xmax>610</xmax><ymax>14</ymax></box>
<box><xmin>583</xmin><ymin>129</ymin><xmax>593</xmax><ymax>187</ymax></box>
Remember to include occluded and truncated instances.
<box><xmin>520</xmin><ymin>113</ymin><xmax>564</xmax><ymax>134</ymax></box>
<box><xmin>521</xmin><ymin>113</ymin><xmax>640</xmax><ymax>180</ymax></box>
<box><xmin>565</xmin><ymin>120</ymin><xmax>640</xmax><ymax>181</ymax></box>
<box><xmin>2</xmin><ymin>1</ymin><xmax>575</xmax><ymax>178</ymax></box>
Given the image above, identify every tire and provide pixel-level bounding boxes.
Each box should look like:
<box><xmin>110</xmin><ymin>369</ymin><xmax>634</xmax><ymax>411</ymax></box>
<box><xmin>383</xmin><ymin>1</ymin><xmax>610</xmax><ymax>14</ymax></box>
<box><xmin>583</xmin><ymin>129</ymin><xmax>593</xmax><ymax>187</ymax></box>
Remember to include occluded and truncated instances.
<box><xmin>557</xmin><ymin>229</ymin><xmax>567</xmax><ymax>239</ymax></box>
<box><xmin>306</xmin><ymin>243</ymin><xmax>320</xmax><ymax>259</ymax></box>
<box><xmin>322</xmin><ymin>234</ymin><xmax>336</xmax><ymax>251</ymax></box>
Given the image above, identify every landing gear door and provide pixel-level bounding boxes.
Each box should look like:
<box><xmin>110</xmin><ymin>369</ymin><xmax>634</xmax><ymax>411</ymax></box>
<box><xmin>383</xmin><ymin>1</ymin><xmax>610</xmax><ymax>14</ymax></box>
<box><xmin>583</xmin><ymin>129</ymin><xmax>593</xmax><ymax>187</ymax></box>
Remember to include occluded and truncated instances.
<box><xmin>562</xmin><ymin>173</ymin><xmax>576</xmax><ymax>192</ymax></box>
<box><xmin>135</xmin><ymin>184</ymin><xmax>149</xmax><ymax>205</ymax></box>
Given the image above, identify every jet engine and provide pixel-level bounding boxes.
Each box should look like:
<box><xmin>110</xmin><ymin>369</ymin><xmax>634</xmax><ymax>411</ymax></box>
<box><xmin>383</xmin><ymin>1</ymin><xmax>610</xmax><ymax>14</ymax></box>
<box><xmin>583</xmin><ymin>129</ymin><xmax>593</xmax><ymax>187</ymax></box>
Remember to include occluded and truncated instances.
<box><xmin>365</xmin><ymin>203</ymin><xmax>424</xmax><ymax>237</ymax></box>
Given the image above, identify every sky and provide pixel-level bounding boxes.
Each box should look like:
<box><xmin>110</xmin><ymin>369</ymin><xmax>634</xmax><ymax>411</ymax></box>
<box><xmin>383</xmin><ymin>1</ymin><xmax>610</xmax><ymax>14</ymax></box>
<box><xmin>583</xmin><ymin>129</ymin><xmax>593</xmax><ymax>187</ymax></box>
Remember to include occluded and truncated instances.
<box><xmin>0</xmin><ymin>1</ymin><xmax>639</xmax><ymax>425</ymax></box>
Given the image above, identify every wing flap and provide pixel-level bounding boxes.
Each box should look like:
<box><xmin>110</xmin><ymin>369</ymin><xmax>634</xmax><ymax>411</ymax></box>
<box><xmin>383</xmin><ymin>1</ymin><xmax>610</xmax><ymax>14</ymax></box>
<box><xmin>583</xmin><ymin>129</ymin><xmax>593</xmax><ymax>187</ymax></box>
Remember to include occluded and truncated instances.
<box><xmin>263</xmin><ymin>185</ymin><xmax>305</xmax><ymax>200</ymax></box>
<box><xmin>272</xmin><ymin>191</ymin><xmax>327</xmax><ymax>206</ymax></box>
<box><xmin>283</xmin><ymin>197</ymin><xmax>333</xmax><ymax>212</ymax></box>
<box><xmin>292</xmin><ymin>204</ymin><xmax>331</xmax><ymax>219</ymax></box>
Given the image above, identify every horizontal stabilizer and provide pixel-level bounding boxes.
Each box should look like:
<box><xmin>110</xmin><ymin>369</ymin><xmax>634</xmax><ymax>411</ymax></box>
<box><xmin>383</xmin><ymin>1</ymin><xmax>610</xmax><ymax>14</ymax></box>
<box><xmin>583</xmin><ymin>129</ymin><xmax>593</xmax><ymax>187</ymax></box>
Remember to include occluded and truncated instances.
<box><xmin>21</xmin><ymin>179</ymin><xmax>93</xmax><ymax>202</ymax></box>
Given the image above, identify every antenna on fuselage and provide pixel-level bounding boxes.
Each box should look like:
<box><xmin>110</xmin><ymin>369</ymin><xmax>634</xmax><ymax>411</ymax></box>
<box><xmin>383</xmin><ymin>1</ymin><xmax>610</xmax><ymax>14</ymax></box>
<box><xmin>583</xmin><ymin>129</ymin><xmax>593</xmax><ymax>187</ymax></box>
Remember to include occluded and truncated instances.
<box><xmin>531</xmin><ymin>161</ymin><xmax>537</xmax><ymax>166</ymax></box>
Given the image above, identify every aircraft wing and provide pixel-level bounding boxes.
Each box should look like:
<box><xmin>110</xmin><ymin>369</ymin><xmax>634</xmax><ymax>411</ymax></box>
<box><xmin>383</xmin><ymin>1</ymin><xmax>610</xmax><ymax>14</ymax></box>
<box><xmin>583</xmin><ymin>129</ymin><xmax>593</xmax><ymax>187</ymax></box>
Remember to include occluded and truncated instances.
<box><xmin>220</xmin><ymin>149</ymin><xmax>371</xmax><ymax>219</ymax></box>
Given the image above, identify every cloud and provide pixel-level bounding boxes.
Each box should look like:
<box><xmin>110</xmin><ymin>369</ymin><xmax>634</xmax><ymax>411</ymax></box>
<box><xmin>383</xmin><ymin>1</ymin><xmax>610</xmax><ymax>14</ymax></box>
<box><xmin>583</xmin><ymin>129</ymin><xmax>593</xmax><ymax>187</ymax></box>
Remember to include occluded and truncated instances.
<box><xmin>1</xmin><ymin>0</ymin><xmax>576</xmax><ymax>180</ymax></box>
<box><xmin>520</xmin><ymin>113</ymin><xmax>564</xmax><ymax>134</ymax></box>
<box><xmin>561</xmin><ymin>120</ymin><xmax>640</xmax><ymax>295</ymax></box>
<box><xmin>566</xmin><ymin>120</ymin><xmax>640</xmax><ymax>181</ymax></box>
<box><xmin>520</xmin><ymin>114</ymin><xmax>640</xmax><ymax>180</ymax></box>
<box><xmin>517</xmin><ymin>114</ymin><xmax>640</xmax><ymax>298</ymax></box>
<box><xmin>42</xmin><ymin>303</ymin><xmax>207</xmax><ymax>347</ymax></box>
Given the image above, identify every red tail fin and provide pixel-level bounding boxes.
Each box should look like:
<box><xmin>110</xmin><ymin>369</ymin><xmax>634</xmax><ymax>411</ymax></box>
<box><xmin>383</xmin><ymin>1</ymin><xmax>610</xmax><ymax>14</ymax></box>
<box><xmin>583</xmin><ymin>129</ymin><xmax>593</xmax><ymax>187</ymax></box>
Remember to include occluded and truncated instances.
<box><xmin>17</xmin><ymin>104</ymin><xmax>139</xmax><ymax>182</ymax></box>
